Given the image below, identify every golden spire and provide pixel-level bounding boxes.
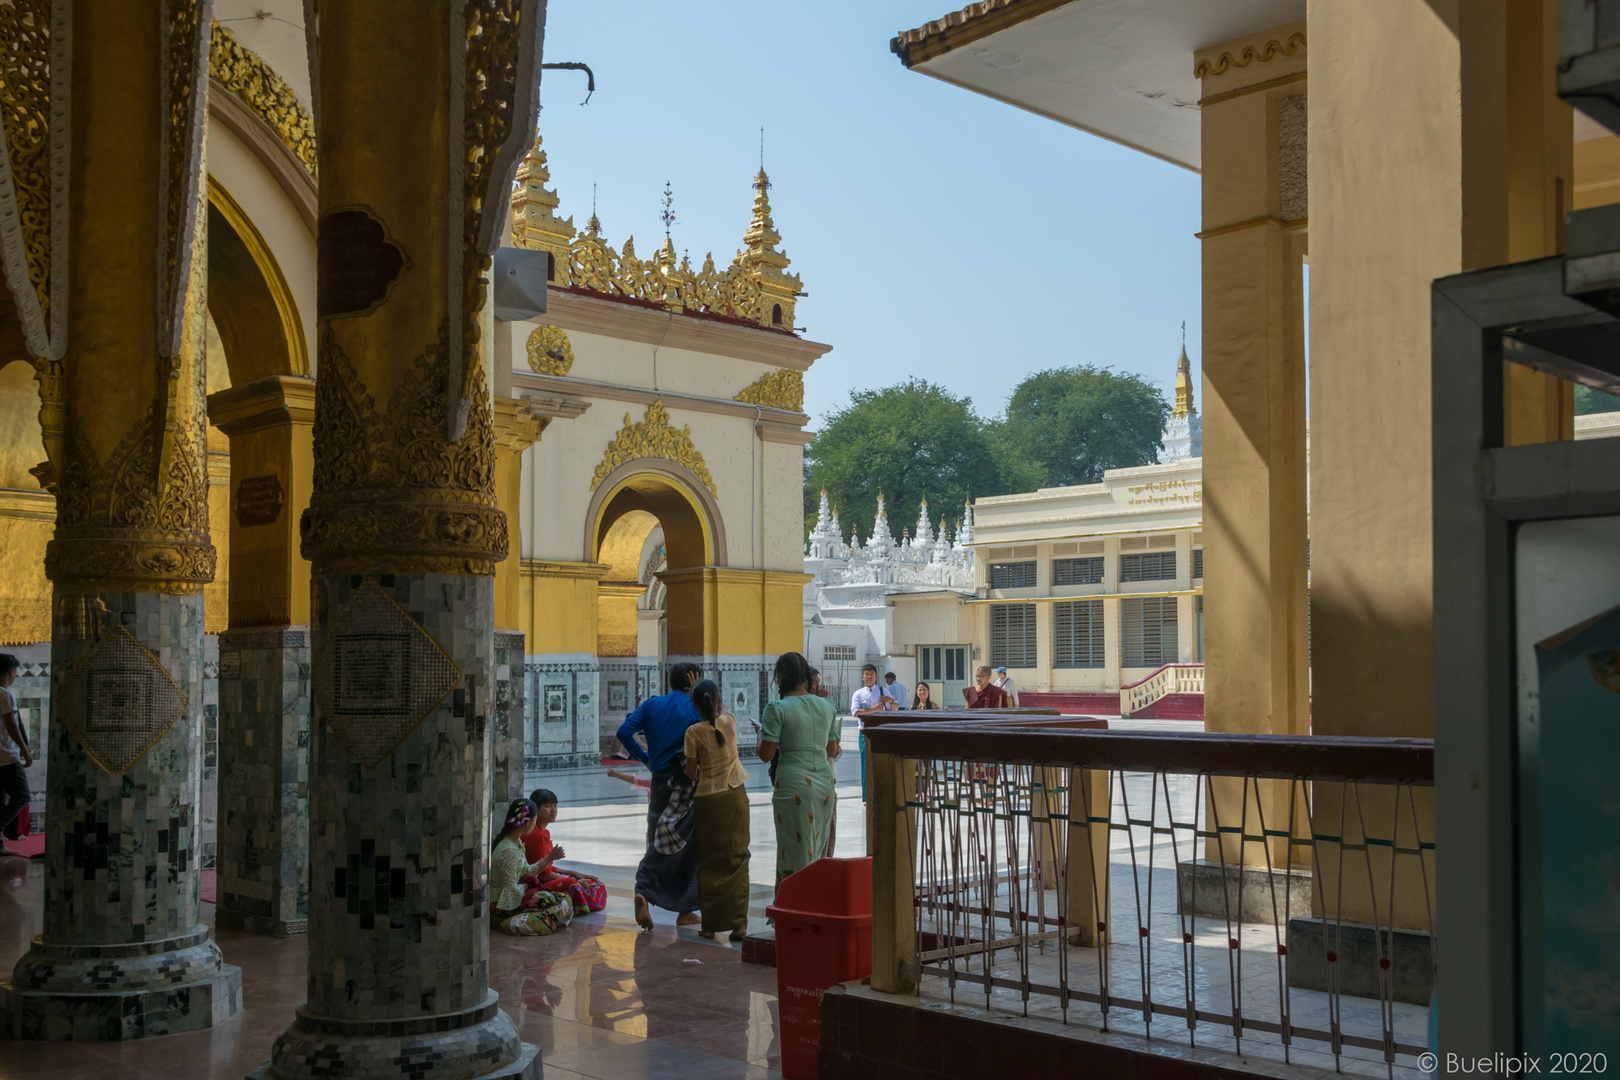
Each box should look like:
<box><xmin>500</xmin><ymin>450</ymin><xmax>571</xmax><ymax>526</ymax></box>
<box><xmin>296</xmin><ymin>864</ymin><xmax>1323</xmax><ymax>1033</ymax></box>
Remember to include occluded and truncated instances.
<box><xmin>1172</xmin><ymin>336</ymin><xmax>1197</xmax><ymax>420</ymax></box>
<box><xmin>510</xmin><ymin>134</ymin><xmax>574</xmax><ymax>270</ymax></box>
<box><xmin>736</xmin><ymin>166</ymin><xmax>803</xmax><ymax>331</ymax></box>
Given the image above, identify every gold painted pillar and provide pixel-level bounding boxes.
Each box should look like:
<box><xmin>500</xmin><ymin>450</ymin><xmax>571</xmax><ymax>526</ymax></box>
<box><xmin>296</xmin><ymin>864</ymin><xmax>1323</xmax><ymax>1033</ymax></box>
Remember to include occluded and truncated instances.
<box><xmin>255</xmin><ymin>4</ymin><xmax>544</xmax><ymax>1079</ymax></box>
<box><xmin>207</xmin><ymin>375</ymin><xmax>316</xmax><ymax>937</ymax></box>
<box><xmin>1</xmin><ymin>1</ymin><xmax>244</xmax><ymax>1041</ymax></box>
<box><xmin>492</xmin><ymin>397</ymin><xmax>545</xmax><ymax>825</ymax></box>
<box><xmin>1194</xmin><ymin>23</ymin><xmax>1311</xmax><ymax>868</ymax></box>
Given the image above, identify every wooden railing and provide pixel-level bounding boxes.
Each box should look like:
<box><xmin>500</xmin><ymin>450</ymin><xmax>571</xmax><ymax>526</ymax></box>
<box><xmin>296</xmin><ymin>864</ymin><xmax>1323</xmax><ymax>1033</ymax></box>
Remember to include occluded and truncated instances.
<box><xmin>863</xmin><ymin>721</ymin><xmax>1435</xmax><ymax>1074</ymax></box>
<box><xmin>1119</xmin><ymin>662</ymin><xmax>1204</xmax><ymax>715</ymax></box>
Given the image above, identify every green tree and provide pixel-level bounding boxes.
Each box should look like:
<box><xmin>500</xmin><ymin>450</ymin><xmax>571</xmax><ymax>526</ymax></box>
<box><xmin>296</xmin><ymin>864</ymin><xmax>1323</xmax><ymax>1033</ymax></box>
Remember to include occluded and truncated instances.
<box><xmin>998</xmin><ymin>365</ymin><xmax>1168</xmax><ymax>487</ymax></box>
<box><xmin>1575</xmin><ymin>384</ymin><xmax>1620</xmax><ymax>414</ymax></box>
<box><xmin>806</xmin><ymin>380</ymin><xmax>1007</xmax><ymax>542</ymax></box>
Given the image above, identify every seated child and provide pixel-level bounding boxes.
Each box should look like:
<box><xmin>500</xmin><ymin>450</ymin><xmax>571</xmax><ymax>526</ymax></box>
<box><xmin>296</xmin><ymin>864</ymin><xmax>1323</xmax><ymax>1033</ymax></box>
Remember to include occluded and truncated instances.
<box><xmin>521</xmin><ymin>788</ymin><xmax>609</xmax><ymax>915</ymax></box>
<box><xmin>490</xmin><ymin>799</ymin><xmax>574</xmax><ymax>936</ymax></box>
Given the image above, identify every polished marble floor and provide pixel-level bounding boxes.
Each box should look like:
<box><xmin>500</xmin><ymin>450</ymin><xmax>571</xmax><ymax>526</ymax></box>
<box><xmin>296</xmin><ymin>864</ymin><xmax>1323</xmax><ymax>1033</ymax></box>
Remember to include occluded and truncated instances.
<box><xmin>0</xmin><ymin>723</ymin><xmax>872</xmax><ymax>1080</ymax></box>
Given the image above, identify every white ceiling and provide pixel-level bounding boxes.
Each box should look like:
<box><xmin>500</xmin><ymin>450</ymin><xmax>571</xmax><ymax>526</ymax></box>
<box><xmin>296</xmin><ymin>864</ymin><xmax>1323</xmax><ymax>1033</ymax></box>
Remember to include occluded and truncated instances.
<box><xmin>912</xmin><ymin>0</ymin><xmax>1306</xmax><ymax>171</ymax></box>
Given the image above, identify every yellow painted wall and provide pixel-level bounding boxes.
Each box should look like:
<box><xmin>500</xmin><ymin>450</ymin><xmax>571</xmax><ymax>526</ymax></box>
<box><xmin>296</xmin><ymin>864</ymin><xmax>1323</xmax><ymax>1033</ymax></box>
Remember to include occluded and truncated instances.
<box><xmin>1574</xmin><ymin>133</ymin><xmax>1620</xmax><ymax>209</ymax></box>
<box><xmin>522</xmin><ymin>561</ymin><xmax>607</xmax><ymax>655</ymax></box>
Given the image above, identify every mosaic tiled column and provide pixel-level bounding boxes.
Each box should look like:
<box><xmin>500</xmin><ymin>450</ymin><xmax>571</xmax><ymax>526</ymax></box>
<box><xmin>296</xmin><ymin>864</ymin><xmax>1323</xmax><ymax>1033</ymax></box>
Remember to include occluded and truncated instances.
<box><xmin>253</xmin><ymin>5</ymin><xmax>544</xmax><ymax>1079</ymax></box>
<box><xmin>0</xmin><ymin>3</ymin><xmax>242</xmax><ymax>1040</ymax></box>
<box><xmin>492</xmin><ymin>630</ymin><xmax>528</xmax><ymax>835</ymax></box>
<box><xmin>215</xmin><ymin>627</ymin><xmax>311</xmax><ymax>935</ymax></box>
<box><xmin>209</xmin><ymin>377</ymin><xmax>320</xmax><ymax>935</ymax></box>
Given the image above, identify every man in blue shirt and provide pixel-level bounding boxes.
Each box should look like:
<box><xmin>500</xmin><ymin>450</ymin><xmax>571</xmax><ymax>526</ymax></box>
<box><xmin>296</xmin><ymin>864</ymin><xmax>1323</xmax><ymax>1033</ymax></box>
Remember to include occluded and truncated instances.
<box><xmin>617</xmin><ymin>662</ymin><xmax>704</xmax><ymax>930</ymax></box>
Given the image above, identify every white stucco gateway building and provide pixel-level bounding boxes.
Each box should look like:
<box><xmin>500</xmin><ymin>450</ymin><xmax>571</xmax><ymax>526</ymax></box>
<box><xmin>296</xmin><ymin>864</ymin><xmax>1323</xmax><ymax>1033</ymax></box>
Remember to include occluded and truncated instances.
<box><xmin>802</xmin><ymin>350</ymin><xmax>1208</xmax><ymax>714</ymax></box>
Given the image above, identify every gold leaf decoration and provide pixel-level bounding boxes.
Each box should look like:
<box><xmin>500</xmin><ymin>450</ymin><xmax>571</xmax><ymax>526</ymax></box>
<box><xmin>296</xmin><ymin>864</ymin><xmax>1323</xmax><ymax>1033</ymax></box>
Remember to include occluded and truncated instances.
<box><xmin>734</xmin><ymin>368</ymin><xmax>804</xmax><ymax>412</ymax></box>
<box><xmin>525</xmin><ymin>324</ymin><xmax>574</xmax><ymax>376</ymax></box>
<box><xmin>209</xmin><ymin>22</ymin><xmax>317</xmax><ymax>177</ymax></box>
<box><xmin>1194</xmin><ymin>32</ymin><xmax>1305</xmax><ymax>78</ymax></box>
<box><xmin>0</xmin><ymin>0</ymin><xmax>51</xmax><ymax>324</ymax></box>
<box><xmin>591</xmin><ymin>401</ymin><xmax>717</xmax><ymax>499</ymax></box>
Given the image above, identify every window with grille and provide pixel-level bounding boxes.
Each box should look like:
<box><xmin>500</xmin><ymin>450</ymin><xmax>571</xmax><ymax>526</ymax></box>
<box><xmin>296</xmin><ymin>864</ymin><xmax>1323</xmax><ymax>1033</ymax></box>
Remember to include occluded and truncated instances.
<box><xmin>989</xmin><ymin>604</ymin><xmax>1037</xmax><ymax>668</ymax></box>
<box><xmin>1053</xmin><ymin>556</ymin><xmax>1104</xmax><ymax>586</ymax></box>
<box><xmin>1053</xmin><ymin>600</ymin><xmax>1104</xmax><ymax>668</ymax></box>
<box><xmin>1192</xmin><ymin>548</ymin><xmax>1203</xmax><ymax>579</ymax></box>
<box><xmin>1122</xmin><ymin>596</ymin><xmax>1178</xmax><ymax>667</ymax></box>
<box><xmin>989</xmin><ymin>561</ymin><xmax>1037</xmax><ymax>589</ymax></box>
<box><xmin>823</xmin><ymin>645</ymin><xmax>856</xmax><ymax>662</ymax></box>
<box><xmin>1121</xmin><ymin>551</ymin><xmax>1177</xmax><ymax>582</ymax></box>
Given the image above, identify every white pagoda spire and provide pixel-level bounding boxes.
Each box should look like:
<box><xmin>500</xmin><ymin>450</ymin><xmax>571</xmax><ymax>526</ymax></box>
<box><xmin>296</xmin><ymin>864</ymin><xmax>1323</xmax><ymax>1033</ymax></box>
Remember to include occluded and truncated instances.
<box><xmin>914</xmin><ymin>499</ymin><xmax>934</xmax><ymax>547</ymax></box>
<box><xmin>808</xmin><ymin>489</ymin><xmax>837</xmax><ymax>559</ymax></box>
<box><xmin>869</xmin><ymin>492</ymin><xmax>896</xmax><ymax>560</ymax></box>
<box><xmin>955</xmin><ymin>500</ymin><xmax>976</xmax><ymax>550</ymax></box>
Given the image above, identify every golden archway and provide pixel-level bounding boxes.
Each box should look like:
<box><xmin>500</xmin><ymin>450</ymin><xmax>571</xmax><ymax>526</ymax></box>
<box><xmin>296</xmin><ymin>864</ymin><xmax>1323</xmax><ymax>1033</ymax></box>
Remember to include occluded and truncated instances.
<box><xmin>587</xmin><ymin>463</ymin><xmax>724</xmax><ymax>662</ymax></box>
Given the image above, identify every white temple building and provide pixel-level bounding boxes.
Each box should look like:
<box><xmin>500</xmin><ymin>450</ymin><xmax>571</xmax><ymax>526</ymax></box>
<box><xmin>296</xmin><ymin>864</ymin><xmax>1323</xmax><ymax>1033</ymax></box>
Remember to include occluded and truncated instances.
<box><xmin>801</xmin><ymin>491</ymin><xmax>976</xmax><ymax>702</ymax></box>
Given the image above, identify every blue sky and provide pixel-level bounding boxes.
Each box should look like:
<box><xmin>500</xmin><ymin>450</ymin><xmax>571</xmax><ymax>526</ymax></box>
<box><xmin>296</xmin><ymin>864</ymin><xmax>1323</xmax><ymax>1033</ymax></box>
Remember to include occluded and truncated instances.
<box><xmin>534</xmin><ymin>1</ymin><xmax>1202</xmax><ymax>426</ymax></box>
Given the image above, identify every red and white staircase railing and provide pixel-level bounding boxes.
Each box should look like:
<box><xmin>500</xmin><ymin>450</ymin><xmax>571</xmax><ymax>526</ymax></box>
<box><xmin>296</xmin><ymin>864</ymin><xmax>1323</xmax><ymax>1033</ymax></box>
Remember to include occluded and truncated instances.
<box><xmin>1119</xmin><ymin>662</ymin><xmax>1204</xmax><ymax>716</ymax></box>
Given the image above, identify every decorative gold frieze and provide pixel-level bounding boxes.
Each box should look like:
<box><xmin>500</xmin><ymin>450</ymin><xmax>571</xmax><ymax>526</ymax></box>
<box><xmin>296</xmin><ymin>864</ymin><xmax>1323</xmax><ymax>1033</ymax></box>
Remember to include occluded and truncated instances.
<box><xmin>525</xmin><ymin>324</ymin><xmax>574</xmax><ymax>376</ymax></box>
<box><xmin>302</xmin><ymin>324</ymin><xmax>508</xmax><ymax>576</ymax></box>
<box><xmin>161</xmin><ymin>0</ymin><xmax>211</xmax><ymax>363</ymax></box>
<box><xmin>454</xmin><ymin>0</ymin><xmax>543</xmax><ymax>413</ymax></box>
<box><xmin>1194</xmin><ymin>32</ymin><xmax>1305</xmax><ymax>78</ymax></box>
<box><xmin>208</xmin><ymin>23</ymin><xmax>318</xmax><ymax>178</ymax></box>
<box><xmin>47</xmin><ymin>393</ymin><xmax>217</xmax><ymax>594</ymax></box>
<box><xmin>591</xmin><ymin>400</ymin><xmax>717</xmax><ymax>499</ymax></box>
<box><xmin>0</xmin><ymin>0</ymin><xmax>52</xmax><ymax>327</ymax></box>
<box><xmin>510</xmin><ymin>140</ymin><xmax>808</xmax><ymax>331</ymax></box>
<box><xmin>733</xmin><ymin>368</ymin><xmax>804</xmax><ymax>413</ymax></box>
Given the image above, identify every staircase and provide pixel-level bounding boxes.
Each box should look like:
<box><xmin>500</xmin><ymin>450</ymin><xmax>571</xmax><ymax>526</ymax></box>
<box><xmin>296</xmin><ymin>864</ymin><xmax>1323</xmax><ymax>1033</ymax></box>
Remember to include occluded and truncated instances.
<box><xmin>1119</xmin><ymin>663</ymin><xmax>1204</xmax><ymax>719</ymax></box>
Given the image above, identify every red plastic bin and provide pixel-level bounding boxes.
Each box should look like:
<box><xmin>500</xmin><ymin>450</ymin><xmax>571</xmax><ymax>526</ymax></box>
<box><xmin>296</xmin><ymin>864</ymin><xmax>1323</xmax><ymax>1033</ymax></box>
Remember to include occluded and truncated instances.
<box><xmin>765</xmin><ymin>856</ymin><xmax>873</xmax><ymax>1080</ymax></box>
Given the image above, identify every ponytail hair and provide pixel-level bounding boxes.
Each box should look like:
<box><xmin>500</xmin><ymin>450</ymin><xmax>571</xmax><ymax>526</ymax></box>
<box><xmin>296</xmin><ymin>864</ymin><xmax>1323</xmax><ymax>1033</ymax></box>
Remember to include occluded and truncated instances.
<box><xmin>691</xmin><ymin>679</ymin><xmax>723</xmax><ymax>746</ymax></box>
<box><xmin>773</xmin><ymin>651</ymin><xmax>810</xmax><ymax>696</ymax></box>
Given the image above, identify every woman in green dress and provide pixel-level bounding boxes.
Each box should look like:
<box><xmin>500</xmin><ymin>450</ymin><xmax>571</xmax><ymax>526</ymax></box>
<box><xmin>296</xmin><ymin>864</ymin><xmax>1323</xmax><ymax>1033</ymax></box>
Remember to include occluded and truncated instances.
<box><xmin>757</xmin><ymin>652</ymin><xmax>840</xmax><ymax>884</ymax></box>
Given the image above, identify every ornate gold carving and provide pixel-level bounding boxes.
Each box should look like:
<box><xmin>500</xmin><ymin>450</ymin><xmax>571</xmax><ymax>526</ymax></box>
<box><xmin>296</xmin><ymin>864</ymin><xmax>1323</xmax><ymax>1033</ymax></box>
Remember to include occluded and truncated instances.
<box><xmin>47</xmin><ymin>385</ymin><xmax>216</xmax><ymax>594</ymax></box>
<box><xmin>458</xmin><ymin>0</ymin><xmax>532</xmax><ymax>404</ymax></box>
<box><xmin>0</xmin><ymin>0</ymin><xmax>51</xmax><ymax>326</ymax></box>
<box><xmin>303</xmin><ymin>324</ymin><xmax>507</xmax><ymax>576</ymax></box>
<box><xmin>1194</xmin><ymin>33</ymin><xmax>1305</xmax><ymax>78</ymax></box>
<box><xmin>57</xmin><ymin>624</ymin><xmax>190</xmax><ymax>774</ymax></box>
<box><xmin>511</xmin><ymin>140</ymin><xmax>801</xmax><ymax>328</ymax></box>
<box><xmin>525</xmin><ymin>324</ymin><xmax>574</xmax><ymax>376</ymax></box>
<box><xmin>162</xmin><ymin>0</ymin><xmax>210</xmax><ymax>360</ymax></box>
<box><xmin>591</xmin><ymin>401</ymin><xmax>717</xmax><ymax>499</ymax></box>
<box><xmin>736</xmin><ymin>169</ymin><xmax>802</xmax><ymax>330</ymax></box>
<box><xmin>733</xmin><ymin>368</ymin><xmax>804</xmax><ymax>412</ymax></box>
<box><xmin>208</xmin><ymin>22</ymin><xmax>318</xmax><ymax>178</ymax></box>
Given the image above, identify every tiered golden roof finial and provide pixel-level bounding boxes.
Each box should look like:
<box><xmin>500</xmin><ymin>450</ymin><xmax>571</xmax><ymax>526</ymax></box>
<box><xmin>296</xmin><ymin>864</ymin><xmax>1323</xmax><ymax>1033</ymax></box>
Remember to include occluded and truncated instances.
<box><xmin>510</xmin><ymin>129</ymin><xmax>798</xmax><ymax>329</ymax></box>
<box><xmin>511</xmin><ymin>135</ymin><xmax>574</xmax><ymax>271</ymax></box>
<box><xmin>736</xmin><ymin>167</ymin><xmax>803</xmax><ymax>331</ymax></box>
<box><xmin>1172</xmin><ymin>327</ymin><xmax>1197</xmax><ymax>419</ymax></box>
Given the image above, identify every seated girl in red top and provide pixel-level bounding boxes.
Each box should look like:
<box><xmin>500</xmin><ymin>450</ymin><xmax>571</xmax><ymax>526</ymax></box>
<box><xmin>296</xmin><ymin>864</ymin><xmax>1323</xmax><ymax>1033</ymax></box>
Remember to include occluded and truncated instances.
<box><xmin>520</xmin><ymin>788</ymin><xmax>608</xmax><ymax>915</ymax></box>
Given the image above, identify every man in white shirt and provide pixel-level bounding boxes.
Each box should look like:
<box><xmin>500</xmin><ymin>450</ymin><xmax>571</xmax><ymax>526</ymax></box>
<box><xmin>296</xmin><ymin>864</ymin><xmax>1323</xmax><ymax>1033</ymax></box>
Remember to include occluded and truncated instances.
<box><xmin>849</xmin><ymin>664</ymin><xmax>894</xmax><ymax>801</ymax></box>
<box><xmin>0</xmin><ymin>654</ymin><xmax>31</xmax><ymax>857</ymax></box>
<box><xmin>994</xmin><ymin>665</ymin><xmax>1020</xmax><ymax>706</ymax></box>
<box><xmin>883</xmin><ymin>672</ymin><xmax>909</xmax><ymax>711</ymax></box>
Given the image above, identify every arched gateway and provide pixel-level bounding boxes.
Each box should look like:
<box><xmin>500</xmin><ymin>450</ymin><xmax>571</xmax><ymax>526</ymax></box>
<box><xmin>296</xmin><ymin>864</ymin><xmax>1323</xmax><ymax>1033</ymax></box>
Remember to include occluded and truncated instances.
<box><xmin>503</xmin><ymin>137</ymin><xmax>827</xmax><ymax>768</ymax></box>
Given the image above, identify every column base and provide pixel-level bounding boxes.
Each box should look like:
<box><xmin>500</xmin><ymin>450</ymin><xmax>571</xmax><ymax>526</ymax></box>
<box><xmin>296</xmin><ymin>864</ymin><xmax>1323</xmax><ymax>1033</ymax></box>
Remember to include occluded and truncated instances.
<box><xmin>1</xmin><ymin>930</ymin><xmax>243</xmax><ymax>1040</ymax></box>
<box><xmin>253</xmin><ymin>991</ymin><xmax>539</xmax><ymax>1080</ymax></box>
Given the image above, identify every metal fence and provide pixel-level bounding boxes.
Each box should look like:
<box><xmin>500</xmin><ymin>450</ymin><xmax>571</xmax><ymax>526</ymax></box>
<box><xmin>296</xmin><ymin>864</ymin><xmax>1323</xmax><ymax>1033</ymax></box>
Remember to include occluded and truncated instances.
<box><xmin>867</xmin><ymin>721</ymin><xmax>1435</xmax><ymax>1078</ymax></box>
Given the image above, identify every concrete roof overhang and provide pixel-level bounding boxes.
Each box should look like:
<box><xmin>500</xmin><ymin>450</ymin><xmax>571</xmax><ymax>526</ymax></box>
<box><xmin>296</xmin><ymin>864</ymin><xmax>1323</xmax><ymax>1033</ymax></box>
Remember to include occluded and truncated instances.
<box><xmin>892</xmin><ymin>0</ymin><xmax>1305</xmax><ymax>171</ymax></box>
